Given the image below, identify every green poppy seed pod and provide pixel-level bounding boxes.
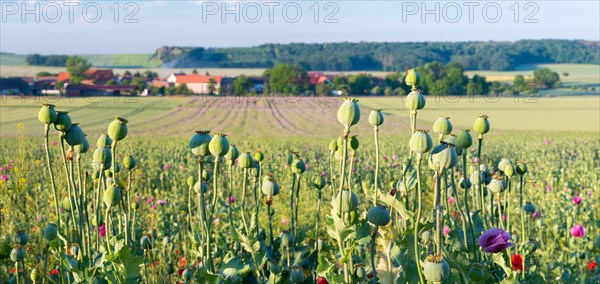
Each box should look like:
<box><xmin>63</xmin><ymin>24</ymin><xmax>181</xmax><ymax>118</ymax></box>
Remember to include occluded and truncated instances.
<box><xmin>498</xmin><ymin>158</ymin><xmax>513</xmax><ymax>172</ymax></box>
<box><xmin>44</xmin><ymin>223</ymin><xmax>58</xmax><ymax>241</ymax></box>
<box><xmin>405</xmin><ymin>68</ymin><xmax>421</xmax><ymax>87</ymax></box>
<box><xmin>468</xmin><ymin>263</ymin><xmax>485</xmax><ymax>281</ymax></box>
<box><xmin>433</xmin><ymin>117</ymin><xmax>453</xmax><ymax>135</ymax></box>
<box><xmin>189</xmin><ymin>131</ymin><xmax>212</xmax><ymax>157</ymax></box>
<box><xmin>313</xmin><ymin>175</ymin><xmax>326</xmax><ymax>190</ymax></box>
<box><xmin>367</xmin><ymin>205</ymin><xmax>391</xmax><ymax>226</ymax></box>
<box><xmin>140</xmin><ymin>236</ymin><xmax>152</xmax><ymax>250</ymax></box>
<box><xmin>253</xmin><ymin>151</ymin><xmax>264</xmax><ymax>162</ymax></box>
<box><xmin>269</xmin><ymin>260</ymin><xmax>282</xmax><ymax>274</ymax></box>
<box><xmin>428</xmin><ymin>143</ymin><xmax>458</xmax><ymax>172</ymax></box>
<box><xmin>594</xmin><ymin>235</ymin><xmax>600</xmax><ymax>250</ymax></box>
<box><xmin>182</xmin><ymin>269</ymin><xmax>193</xmax><ymax>281</ymax></box>
<box><xmin>504</xmin><ymin>164</ymin><xmax>515</xmax><ymax>177</ymax></box>
<box><xmin>328</xmin><ymin>139</ymin><xmax>338</xmax><ymax>152</ymax></box>
<box><xmin>30</xmin><ymin>269</ymin><xmax>39</xmax><ymax>282</ymax></box>
<box><xmin>524</xmin><ymin>239</ymin><xmax>538</xmax><ymax>256</ymax></box>
<box><xmin>488</xmin><ymin>178</ymin><xmax>507</xmax><ymax>193</ymax></box>
<box><xmin>122</xmin><ymin>155</ymin><xmax>136</xmax><ymax>170</ymax></box>
<box><xmin>459</xmin><ymin>178</ymin><xmax>472</xmax><ymax>189</ymax></box>
<box><xmin>187</xmin><ymin>176</ymin><xmax>195</xmax><ymax>187</ymax></box>
<box><xmin>523</xmin><ymin>202</ymin><xmax>536</xmax><ymax>214</ymax></box>
<box><xmin>421</xmin><ymin>230</ymin><xmax>432</xmax><ymax>245</ymax></box>
<box><xmin>280</xmin><ymin>230</ymin><xmax>295</xmax><ymax>248</ymax></box>
<box><xmin>348</xmin><ymin>135</ymin><xmax>359</xmax><ymax>151</ymax></box>
<box><xmin>202</xmin><ymin>169</ymin><xmax>212</xmax><ymax>181</ymax></box>
<box><xmin>96</xmin><ymin>134</ymin><xmax>112</xmax><ymax>148</ymax></box>
<box><xmin>369</xmin><ymin>109</ymin><xmax>384</xmax><ymax>126</ymax></box>
<box><xmin>166</xmin><ymin>264</ymin><xmax>175</xmax><ymax>275</ymax></box>
<box><xmin>353</xmin><ymin>265</ymin><xmax>367</xmax><ymax>282</ymax></box>
<box><xmin>455</xmin><ymin>129</ymin><xmax>473</xmax><ymax>150</ymax></box>
<box><xmin>193</xmin><ymin>182</ymin><xmax>208</xmax><ymax>194</ymax></box>
<box><xmin>38</xmin><ymin>103</ymin><xmax>57</xmax><ymax>124</ymax></box>
<box><xmin>409</xmin><ymin>130</ymin><xmax>433</xmax><ymax>154</ymax></box>
<box><xmin>334</xmin><ymin>190</ymin><xmax>359</xmax><ymax>213</ymax></box>
<box><xmin>209</xmin><ymin>133</ymin><xmax>230</xmax><ymax>157</ymax></box>
<box><xmin>92</xmin><ymin>147</ymin><xmax>112</xmax><ymax>171</ymax></box>
<box><xmin>13</xmin><ymin>230</ymin><xmax>29</xmax><ymax>246</ymax></box>
<box><xmin>225</xmin><ymin>144</ymin><xmax>239</xmax><ymax>163</ymax></box>
<box><xmin>291</xmin><ymin>159</ymin><xmax>306</xmax><ymax>174</ymax></box>
<box><xmin>62</xmin><ymin>197</ymin><xmax>73</xmax><ymax>212</ymax></box>
<box><xmin>10</xmin><ymin>247</ymin><xmax>25</xmax><ymax>262</ymax></box>
<box><xmin>107</xmin><ymin>116</ymin><xmax>128</xmax><ymax>141</ymax></box>
<box><xmin>262</xmin><ymin>177</ymin><xmax>280</xmax><ymax>196</ymax></box>
<box><xmin>65</xmin><ymin>124</ymin><xmax>84</xmax><ymax>146</ymax></box>
<box><xmin>249</xmin><ymin>162</ymin><xmax>260</xmax><ymax>178</ymax></box>
<box><xmin>238</xmin><ymin>152</ymin><xmax>253</xmax><ymax>169</ymax></box>
<box><xmin>423</xmin><ymin>255</ymin><xmax>450</xmax><ymax>283</ymax></box>
<box><xmin>130</xmin><ymin>201</ymin><xmax>140</xmax><ymax>211</ymax></box>
<box><xmin>405</xmin><ymin>90</ymin><xmax>426</xmax><ymax>110</ymax></box>
<box><xmin>290</xmin><ymin>267</ymin><xmax>305</xmax><ymax>284</ymax></box>
<box><xmin>337</xmin><ymin>98</ymin><xmax>361</xmax><ymax>129</ymax></box>
<box><xmin>516</xmin><ymin>162</ymin><xmax>528</xmax><ymax>175</ymax></box>
<box><xmin>443</xmin><ymin>134</ymin><xmax>456</xmax><ymax>145</ymax></box>
<box><xmin>103</xmin><ymin>184</ymin><xmax>122</xmax><ymax>208</ymax></box>
<box><xmin>473</xmin><ymin>115</ymin><xmax>490</xmax><ymax>135</ymax></box>
<box><xmin>74</xmin><ymin>137</ymin><xmax>89</xmax><ymax>154</ymax></box>
<box><xmin>54</xmin><ymin>111</ymin><xmax>72</xmax><ymax>132</ymax></box>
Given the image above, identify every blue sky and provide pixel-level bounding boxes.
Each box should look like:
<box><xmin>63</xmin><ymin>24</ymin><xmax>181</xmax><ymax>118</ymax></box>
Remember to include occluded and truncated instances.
<box><xmin>1</xmin><ymin>0</ymin><xmax>599</xmax><ymax>54</ymax></box>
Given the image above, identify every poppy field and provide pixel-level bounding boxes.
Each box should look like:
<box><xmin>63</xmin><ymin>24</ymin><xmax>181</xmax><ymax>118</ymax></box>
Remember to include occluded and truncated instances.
<box><xmin>0</xmin><ymin>70</ymin><xmax>599</xmax><ymax>284</ymax></box>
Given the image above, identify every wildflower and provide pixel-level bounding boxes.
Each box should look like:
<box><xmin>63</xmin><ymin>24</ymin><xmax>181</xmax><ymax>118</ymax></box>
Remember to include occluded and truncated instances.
<box><xmin>511</xmin><ymin>254</ymin><xmax>524</xmax><ymax>271</ymax></box>
<box><xmin>179</xmin><ymin>256</ymin><xmax>187</xmax><ymax>268</ymax></box>
<box><xmin>281</xmin><ymin>217</ymin><xmax>288</xmax><ymax>226</ymax></box>
<box><xmin>473</xmin><ymin>157</ymin><xmax>479</xmax><ymax>163</ymax></box>
<box><xmin>10</xmin><ymin>267</ymin><xmax>14</xmax><ymax>274</ymax></box>
<box><xmin>213</xmin><ymin>218</ymin><xmax>220</xmax><ymax>224</ymax></box>
<box><xmin>447</xmin><ymin>197</ymin><xmax>455</xmax><ymax>205</ymax></box>
<box><xmin>146</xmin><ymin>197</ymin><xmax>155</xmax><ymax>204</ymax></box>
<box><xmin>478</xmin><ymin>228</ymin><xmax>513</xmax><ymax>253</ymax></box>
<box><xmin>544</xmin><ymin>139</ymin><xmax>551</xmax><ymax>145</ymax></box>
<box><xmin>588</xmin><ymin>261</ymin><xmax>597</xmax><ymax>271</ymax></box>
<box><xmin>316</xmin><ymin>277</ymin><xmax>329</xmax><ymax>284</ymax></box>
<box><xmin>158</xmin><ymin>200</ymin><xmax>167</xmax><ymax>206</ymax></box>
<box><xmin>98</xmin><ymin>223</ymin><xmax>106</xmax><ymax>238</ymax></box>
<box><xmin>570</xmin><ymin>224</ymin><xmax>586</xmax><ymax>238</ymax></box>
<box><xmin>50</xmin><ymin>269</ymin><xmax>59</xmax><ymax>276</ymax></box>
<box><xmin>573</xmin><ymin>196</ymin><xmax>582</xmax><ymax>205</ymax></box>
<box><xmin>229</xmin><ymin>196</ymin><xmax>235</xmax><ymax>204</ymax></box>
<box><xmin>36</xmin><ymin>215</ymin><xmax>42</xmax><ymax>222</ymax></box>
<box><xmin>443</xmin><ymin>226</ymin><xmax>451</xmax><ymax>236</ymax></box>
<box><xmin>150</xmin><ymin>205</ymin><xmax>157</xmax><ymax>210</ymax></box>
<box><xmin>321</xmin><ymin>171</ymin><xmax>327</xmax><ymax>177</ymax></box>
<box><xmin>545</xmin><ymin>185</ymin><xmax>551</xmax><ymax>192</ymax></box>
<box><xmin>532</xmin><ymin>212</ymin><xmax>539</xmax><ymax>219</ymax></box>
<box><xmin>1</xmin><ymin>175</ymin><xmax>8</xmax><ymax>182</ymax></box>
<box><xmin>163</xmin><ymin>164</ymin><xmax>171</xmax><ymax>171</ymax></box>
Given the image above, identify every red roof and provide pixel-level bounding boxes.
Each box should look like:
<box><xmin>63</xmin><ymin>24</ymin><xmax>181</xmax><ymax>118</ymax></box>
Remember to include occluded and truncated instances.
<box><xmin>57</xmin><ymin>72</ymin><xmax>70</xmax><ymax>83</ymax></box>
<box><xmin>175</xmin><ymin>74</ymin><xmax>222</xmax><ymax>84</ymax></box>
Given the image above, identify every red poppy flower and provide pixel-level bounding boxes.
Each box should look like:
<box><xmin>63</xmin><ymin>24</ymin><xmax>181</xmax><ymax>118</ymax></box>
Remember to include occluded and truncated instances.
<box><xmin>9</xmin><ymin>268</ymin><xmax>15</xmax><ymax>274</ymax></box>
<box><xmin>316</xmin><ymin>277</ymin><xmax>329</xmax><ymax>284</ymax></box>
<box><xmin>50</xmin><ymin>269</ymin><xmax>59</xmax><ymax>276</ymax></box>
<box><xmin>588</xmin><ymin>260</ymin><xmax>597</xmax><ymax>271</ymax></box>
<box><xmin>511</xmin><ymin>254</ymin><xmax>524</xmax><ymax>271</ymax></box>
<box><xmin>178</xmin><ymin>268</ymin><xmax>185</xmax><ymax>277</ymax></box>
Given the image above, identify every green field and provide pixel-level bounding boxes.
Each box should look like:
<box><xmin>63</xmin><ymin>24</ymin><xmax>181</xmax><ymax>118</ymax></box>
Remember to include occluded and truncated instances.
<box><xmin>0</xmin><ymin>53</ymin><xmax>161</xmax><ymax>70</ymax></box>
<box><xmin>1</xmin><ymin>96</ymin><xmax>598</xmax><ymax>137</ymax></box>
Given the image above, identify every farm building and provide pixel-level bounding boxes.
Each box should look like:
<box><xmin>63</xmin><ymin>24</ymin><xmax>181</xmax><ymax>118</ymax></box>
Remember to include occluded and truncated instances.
<box><xmin>65</xmin><ymin>84</ymin><xmax>137</xmax><ymax>97</ymax></box>
<box><xmin>0</xmin><ymin>77</ymin><xmax>30</xmax><ymax>95</ymax></box>
<box><xmin>166</xmin><ymin>74</ymin><xmax>223</xmax><ymax>94</ymax></box>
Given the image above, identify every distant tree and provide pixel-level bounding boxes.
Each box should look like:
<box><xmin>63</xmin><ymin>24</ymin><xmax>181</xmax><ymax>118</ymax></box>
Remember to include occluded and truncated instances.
<box><xmin>124</xmin><ymin>71</ymin><xmax>132</xmax><ymax>77</ymax></box>
<box><xmin>131</xmin><ymin>77</ymin><xmax>147</xmax><ymax>91</ymax></box>
<box><xmin>468</xmin><ymin>75</ymin><xmax>489</xmax><ymax>96</ymax></box>
<box><xmin>384</xmin><ymin>72</ymin><xmax>402</xmax><ymax>90</ymax></box>
<box><xmin>143</xmin><ymin>70</ymin><xmax>158</xmax><ymax>79</ymax></box>
<box><xmin>393</xmin><ymin>87</ymin><xmax>406</xmax><ymax>96</ymax></box>
<box><xmin>562</xmin><ymin>72</ymin><xmax>569</xmax><ymax>77</ymax></box>
<box><xmin>233</xmin><ymin>75</ymin><xmax>254</xmax><ymax>95</ymax></box>
<box><xmin>316</xmin><ymin>82</ymin><xmax>333</xmax><ymax>97</ymax></box>
<box><xmin>106</xmin><ymin>79</ymin><xmax>117</xmax><ymax>86</ymax></box>
<box><xmin>175</xmin><ymin>83</ymin><xmax>192</xmax><ymax>95</ymax></box>
<box><xmin>36</xmin><ymin>71</ymin><xmax>53</xmax><ymax>78</ymax></box>
<box><xmin>264</xmin><ymin>63</ymin><xmax>307</xmax><ymax>95</ymax></box>
<box><xmin>332</xmin><ymin>77</ymin><xmax>347</xmax><ymax>88</ymax></box>
<box><xmin>207</xmin><ymin>78</ymin><xmax>216</xmax><ymax>95</ymax></box>
<box><xmin>384</xmin><ymin>87</ymin><xmax>394</xmax><ymax>96</ymax></box>
<box><xmin>192</xmin><ymin>69</ymin><xmax>198</xmax><ymax>74</ymax></box>
<box><xmin>513</xmin><ymin>75</ymin><xmax>526</xmax><ymax>91</ymax></box>
<box><xmin>533</xmin><ymin>68</ymin><xmax>560</xmax><ymax>89</ymax></box>
<box><xmin>371</xmin><ymin>86</ymin><xmax>382</xmax><ymax>96</ymax></box>
<box><xmin>66</xmin><ymin>56</ymin><xmax>91</xmax><ymax>84</ymax></box>
<box><xmin>348</xmin><ymin>74</ymin><xmax>373</xmax><ymax>95</ymax></box>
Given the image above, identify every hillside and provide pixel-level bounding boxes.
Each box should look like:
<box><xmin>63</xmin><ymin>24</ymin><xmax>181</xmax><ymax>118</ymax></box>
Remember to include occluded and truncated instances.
<box><xmin>152</xmin><ymin>40</ymin><xmax>600</xmax><ymax>71</ymax></box>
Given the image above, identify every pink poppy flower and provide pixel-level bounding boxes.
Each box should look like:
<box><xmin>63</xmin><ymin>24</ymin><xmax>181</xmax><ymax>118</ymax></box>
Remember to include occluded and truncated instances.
<box><xmin>570</xmin><ymin>224</ymin><xmax>585</xmax><ymax>238</ymax></box>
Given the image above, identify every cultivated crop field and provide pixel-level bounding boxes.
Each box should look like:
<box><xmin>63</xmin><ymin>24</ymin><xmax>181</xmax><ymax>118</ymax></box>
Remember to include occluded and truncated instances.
<box><xmin>0</xmin><ymin>84</ymin><xmax>599</xmax><ymax>283</ymax></box>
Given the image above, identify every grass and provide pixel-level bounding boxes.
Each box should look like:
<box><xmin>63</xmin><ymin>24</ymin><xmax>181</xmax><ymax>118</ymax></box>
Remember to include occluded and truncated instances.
<box><xmin>465</xmin><ymin>63</ymin><xmax>600</xmax><ymax>85</ymax></box>
<box><xmin>1</xmin><ymin>95</ymin><xmax>597</xmax><ymax>137</ymax></box>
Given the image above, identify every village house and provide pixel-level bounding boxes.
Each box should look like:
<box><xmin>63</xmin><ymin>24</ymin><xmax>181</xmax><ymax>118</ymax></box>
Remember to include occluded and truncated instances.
<box><xmin>0</xmin><ymin>77</ymin><xmax>30</xmax><ymax>95</ymax></box>
<box><xmin>57</xmin><ymin>69</ymin><xmax>115</xmax><ymax>85</ymax></box>
<box><xmin>166</xmin><ymin>73</ymin><xmax>223</xmax><ymax>94</ymax></box>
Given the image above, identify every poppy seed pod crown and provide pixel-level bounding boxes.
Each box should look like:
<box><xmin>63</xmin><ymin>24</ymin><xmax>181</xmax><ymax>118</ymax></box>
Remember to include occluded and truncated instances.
<box><xmin>38</xmin><ymin>103</ymin><xmax>57</xmax><ymax>124</ymax></box>
<box><xmin>337</xmin><ymin>98</ymin><xmax>360</xmax><ymax>129</ymax></box>
<box><xmin>97</xmin><ymin>134</ymin><xmax>112</xmax><ymax>148</ymax></box>
<box><xmin>405</xmin><ymin>68</ymin><xmax>421</xmax><ymax>87</ymax></box>
<box><xmin>424</xmin><ymin>255</ymin><xmax>450</xmax><ymax>282</ymax></box>
<box><xmin>108</xmin><ymin>116</ymin><xmax>128</xmax><ymax>141</ymax></box>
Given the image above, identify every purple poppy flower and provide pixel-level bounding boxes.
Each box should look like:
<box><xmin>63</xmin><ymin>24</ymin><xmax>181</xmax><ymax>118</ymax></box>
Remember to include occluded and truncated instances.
<box><xmin>478</xmin><ymin>228</ymin><xmax>513</xmax><ymax>253</ymax></box>
<box><xmin>98</xmin><ymin>223</ymin><xmax>106</xmax><ymax>238</ymax></box>
<box><xmin>158</xmin><ymin>199</ymin><xmax>167</xmax><ymax>206</ymax></box>
<box><xmin>573</xmin><ymin>196</ymin><xmax>582</xmax><ymax>205</ymax></box>
<box><xmin>1</xmin><ymin>175</ymin><xmax>8</xmax><ymax>182</ymax></box>
<box><xmin>229</xmin><ymin>196</ymin><xmax>235</xmax><ymax>204</ymax></box>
